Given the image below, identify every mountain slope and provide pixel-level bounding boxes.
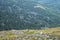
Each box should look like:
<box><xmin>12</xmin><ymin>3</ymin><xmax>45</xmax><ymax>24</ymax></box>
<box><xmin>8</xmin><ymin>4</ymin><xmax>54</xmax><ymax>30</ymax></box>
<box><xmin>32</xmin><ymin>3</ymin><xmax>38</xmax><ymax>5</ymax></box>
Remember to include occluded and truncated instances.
<box><xmin>0</xmin><ymin>0</ymin><xmax>60</xmax><ymax>30</ymax></box>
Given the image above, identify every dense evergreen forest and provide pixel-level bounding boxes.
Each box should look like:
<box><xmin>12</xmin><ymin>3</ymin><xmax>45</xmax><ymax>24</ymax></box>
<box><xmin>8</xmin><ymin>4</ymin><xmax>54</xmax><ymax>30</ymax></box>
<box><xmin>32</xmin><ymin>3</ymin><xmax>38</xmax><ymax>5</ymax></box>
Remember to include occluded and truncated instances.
<box><xmin>0</xmin><ymin>0</ymin><xmax>60</xmax><ymax>31</ymax></box>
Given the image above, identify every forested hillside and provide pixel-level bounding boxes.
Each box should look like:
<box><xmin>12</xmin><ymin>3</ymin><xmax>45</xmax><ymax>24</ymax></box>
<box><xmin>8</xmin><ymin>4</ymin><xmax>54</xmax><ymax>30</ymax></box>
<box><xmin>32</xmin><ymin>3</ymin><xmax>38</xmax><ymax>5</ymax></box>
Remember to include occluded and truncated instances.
<box><xmin>0</xmin><ymin>0</ymin><xmax>60</xmax><ymax>30</ymax></box>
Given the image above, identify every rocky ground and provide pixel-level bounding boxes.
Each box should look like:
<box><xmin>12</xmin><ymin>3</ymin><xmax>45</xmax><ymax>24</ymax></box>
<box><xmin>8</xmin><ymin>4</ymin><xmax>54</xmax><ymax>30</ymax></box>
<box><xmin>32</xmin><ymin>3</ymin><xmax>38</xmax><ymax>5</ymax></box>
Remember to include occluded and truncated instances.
<box><xmin>0</xmin><ymin>28</ymin><xmax>60</xmax><ymax>40</ymax></box>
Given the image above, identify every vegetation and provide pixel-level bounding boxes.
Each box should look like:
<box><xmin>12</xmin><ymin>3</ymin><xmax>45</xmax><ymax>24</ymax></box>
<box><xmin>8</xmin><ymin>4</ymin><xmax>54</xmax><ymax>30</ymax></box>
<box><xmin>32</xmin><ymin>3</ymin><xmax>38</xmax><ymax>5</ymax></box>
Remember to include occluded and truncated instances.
<box><xmin>0</xmin><ymin>28</ymin><xmax>60</xmax><ymax>40</ymax></box>
<box><xmin>0</xmin><ymin>0</ymin><xmax>60</xmax><ymax>31</ymax></box>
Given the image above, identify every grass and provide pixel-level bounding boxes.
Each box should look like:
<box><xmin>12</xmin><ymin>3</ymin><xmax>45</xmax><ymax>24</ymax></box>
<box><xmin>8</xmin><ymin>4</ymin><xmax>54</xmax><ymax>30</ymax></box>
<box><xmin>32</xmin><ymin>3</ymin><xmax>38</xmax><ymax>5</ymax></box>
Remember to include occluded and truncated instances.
<box><xmin>0</xmin><ymin>27</ymin><xmax>60</xmax><ymax>40</ymax></box>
